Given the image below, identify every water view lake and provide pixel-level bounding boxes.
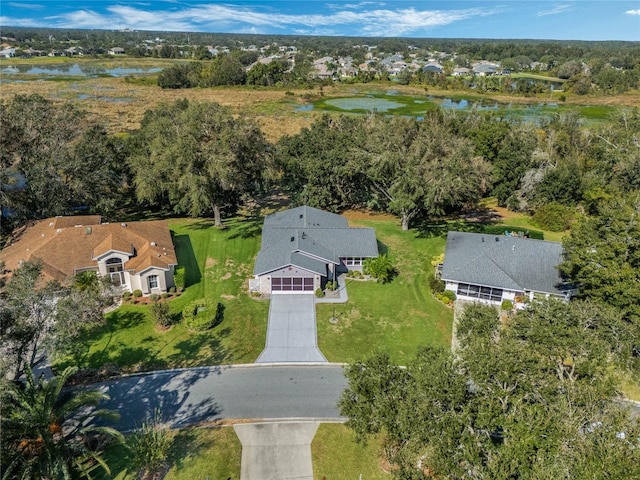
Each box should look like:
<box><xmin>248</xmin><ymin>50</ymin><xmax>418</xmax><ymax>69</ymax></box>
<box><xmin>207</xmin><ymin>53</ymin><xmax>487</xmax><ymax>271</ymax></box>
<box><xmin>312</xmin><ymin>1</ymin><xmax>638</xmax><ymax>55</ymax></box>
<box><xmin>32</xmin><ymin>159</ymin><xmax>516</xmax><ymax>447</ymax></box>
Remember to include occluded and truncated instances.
<box><xmin>1</xmin><ymin>63</ymin><xmax>162</xmax><ymax>77</ymax></box>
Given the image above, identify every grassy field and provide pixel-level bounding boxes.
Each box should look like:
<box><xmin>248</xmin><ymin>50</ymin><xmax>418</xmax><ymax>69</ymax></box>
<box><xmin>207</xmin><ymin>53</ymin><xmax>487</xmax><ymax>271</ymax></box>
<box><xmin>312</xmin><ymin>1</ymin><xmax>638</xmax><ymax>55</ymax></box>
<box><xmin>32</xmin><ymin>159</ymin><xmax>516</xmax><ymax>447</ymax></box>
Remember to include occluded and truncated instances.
<box><xmin>318</xmin><ymin>212</ymin><xmax>453</xmax><ymax>364</ymax></box>
<box><xmin>2</xmin><ymin>58</ymin><xmax>639</xmax><ymax>142</ymax></box>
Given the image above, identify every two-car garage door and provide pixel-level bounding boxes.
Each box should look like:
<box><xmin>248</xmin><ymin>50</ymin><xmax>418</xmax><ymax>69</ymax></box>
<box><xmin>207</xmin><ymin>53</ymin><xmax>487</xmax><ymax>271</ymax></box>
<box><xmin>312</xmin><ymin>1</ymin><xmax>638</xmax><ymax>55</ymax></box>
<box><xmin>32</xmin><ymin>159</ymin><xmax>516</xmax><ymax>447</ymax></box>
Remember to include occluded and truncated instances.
<box><xmin>272</xmin><ymin>277</ymin><xmax>314</xmax><ymax>292</ymax></box>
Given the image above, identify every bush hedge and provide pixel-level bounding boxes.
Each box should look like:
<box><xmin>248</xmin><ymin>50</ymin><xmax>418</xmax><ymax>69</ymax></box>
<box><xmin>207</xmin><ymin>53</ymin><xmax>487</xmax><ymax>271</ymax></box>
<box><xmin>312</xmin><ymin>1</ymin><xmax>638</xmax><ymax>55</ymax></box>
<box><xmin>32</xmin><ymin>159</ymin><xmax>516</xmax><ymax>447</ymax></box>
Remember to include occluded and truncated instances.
<box><xmin>182</xmin><ymin>300</ymin><xmax>224</xmax><ymax>331</ymax></box>
<box><xmin>174</xmin><ymin>266</ymin><xmax>186</xmax><ymax>290</ymax></box>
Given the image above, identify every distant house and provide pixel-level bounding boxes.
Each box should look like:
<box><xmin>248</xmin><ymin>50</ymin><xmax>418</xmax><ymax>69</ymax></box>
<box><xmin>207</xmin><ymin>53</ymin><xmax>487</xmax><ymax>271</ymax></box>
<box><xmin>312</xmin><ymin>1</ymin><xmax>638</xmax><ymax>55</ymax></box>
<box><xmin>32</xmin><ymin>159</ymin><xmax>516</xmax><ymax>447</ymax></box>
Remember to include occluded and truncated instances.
<box><xmin>0</xmin><ymin>216</ymin><xmax>178</xmax><ymax>295</ymax></box>
<box><xmin>440</xmin><ymin>231</ymin><xmax>576</xmax><ymax>306</ymax></box>
<box><xmin>422</xmin><ymin>63</ymin><xmax>443</xmax><ymax>74</ymax></box>
<box><xmin>108</xmin><ymin>47</ymin><xmax>125</xmax><ymax>55</ymax></box>
<box><xmin>252</xmin><ymin>206</ymin><xmax>378</xmax><ymax>295</ymax></box>
<box><xmin>452</xmin><ymin>67</ymin><xmax>471</xmax><ymax>76</ymax></box>
<box><xmin>0</xmin><ymin>47</ymin><xmax>16</xmax><ymax>58</ymax></box>
<box><xmin>473</xmin><ymin>64</ymin><xmax>498</xmax><ymax>76</ymax></box>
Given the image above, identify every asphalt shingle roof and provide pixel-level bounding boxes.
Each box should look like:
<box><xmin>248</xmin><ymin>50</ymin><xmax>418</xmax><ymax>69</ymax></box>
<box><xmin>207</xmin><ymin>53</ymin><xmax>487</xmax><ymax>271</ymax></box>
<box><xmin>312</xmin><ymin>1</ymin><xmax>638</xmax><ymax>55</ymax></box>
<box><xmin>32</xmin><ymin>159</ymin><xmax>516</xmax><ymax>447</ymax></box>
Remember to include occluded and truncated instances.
<box><xmin>253</xmin><ymin>206</ymin><xmax>378</xmax><ymax>276</ymax></box>
<box><xmin>441</xmin><ymin>231</ymin><xmax>566</xmax><ymax>294</ymax></box>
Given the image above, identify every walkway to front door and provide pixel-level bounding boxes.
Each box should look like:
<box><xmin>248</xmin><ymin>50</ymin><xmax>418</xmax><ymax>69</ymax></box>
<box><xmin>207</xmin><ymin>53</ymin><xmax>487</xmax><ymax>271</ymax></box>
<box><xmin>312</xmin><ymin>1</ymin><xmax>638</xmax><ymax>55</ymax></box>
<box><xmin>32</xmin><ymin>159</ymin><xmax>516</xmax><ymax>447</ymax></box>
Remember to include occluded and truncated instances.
<box><xmin>256</xmin><ymin>294</ymin><xmax>327</xmax><ymax>363</ymax></box>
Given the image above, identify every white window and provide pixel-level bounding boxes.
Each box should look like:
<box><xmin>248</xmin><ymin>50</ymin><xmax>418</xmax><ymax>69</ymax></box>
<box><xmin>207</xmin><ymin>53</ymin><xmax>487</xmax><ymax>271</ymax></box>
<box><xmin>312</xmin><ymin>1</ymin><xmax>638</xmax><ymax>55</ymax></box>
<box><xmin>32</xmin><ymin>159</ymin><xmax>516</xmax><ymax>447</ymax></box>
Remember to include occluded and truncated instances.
<box><xmin>345</xmin><ymin>257</ymin><xmax>364</xmax><ymax>266</ymax></box>
<box><xmin>148</xmin><ymin>275</ymin><xmax>159</xmax><ymax>289</ymax></box>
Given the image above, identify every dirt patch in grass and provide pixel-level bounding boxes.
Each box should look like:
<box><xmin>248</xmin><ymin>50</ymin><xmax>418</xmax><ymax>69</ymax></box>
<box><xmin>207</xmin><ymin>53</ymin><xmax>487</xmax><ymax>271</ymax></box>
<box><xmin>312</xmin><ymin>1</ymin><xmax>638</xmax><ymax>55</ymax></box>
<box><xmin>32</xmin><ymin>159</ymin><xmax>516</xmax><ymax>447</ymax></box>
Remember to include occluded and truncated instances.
<box><xmin>205</xmin><ymin>257</ymin><xmax>218</xmax><ymax>268</ymax></box>
<box><xmin>343</xmin><ymin>209</ymin><xmax>397</xmax><ymax>222</ymax></box>
<box><xmin>221</xmin><ymin>272</ymin><xmax>232</xmax><ymax>280</ymax></box>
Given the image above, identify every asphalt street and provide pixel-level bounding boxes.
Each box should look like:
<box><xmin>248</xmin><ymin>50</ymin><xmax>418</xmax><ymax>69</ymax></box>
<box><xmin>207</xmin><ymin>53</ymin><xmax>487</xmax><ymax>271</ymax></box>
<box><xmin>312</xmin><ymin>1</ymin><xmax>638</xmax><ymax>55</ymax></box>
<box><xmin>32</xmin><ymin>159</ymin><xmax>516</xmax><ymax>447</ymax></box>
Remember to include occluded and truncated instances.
<box><xmin>93</xmin><ymin>364</ymin><xmax>348</xmax><ymax>431</ymax></box>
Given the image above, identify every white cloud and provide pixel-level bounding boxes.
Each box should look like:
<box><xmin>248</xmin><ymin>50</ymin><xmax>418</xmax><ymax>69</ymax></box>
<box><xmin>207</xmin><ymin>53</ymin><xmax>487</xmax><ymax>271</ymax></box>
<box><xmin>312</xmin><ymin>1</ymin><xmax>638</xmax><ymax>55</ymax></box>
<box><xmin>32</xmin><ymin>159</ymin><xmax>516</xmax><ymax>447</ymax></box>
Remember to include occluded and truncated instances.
<box><xmin>625</xmin><ymin>9</ymin><xmax>640</xmax><ymax>15</ymax></box>
<box><xmin>537</xmin><ymin>4</ymin><xmax>573</xmax><ymax>17</ymax></box>
<box><xmin>1</xmin><ymin>3</ymin><xmax>496</xmax><ymax>37</ymax></box>
<box><xmin>7</xmin><ymin>2</ymin><xmax>46</xmax><ymax>10</ymax></box>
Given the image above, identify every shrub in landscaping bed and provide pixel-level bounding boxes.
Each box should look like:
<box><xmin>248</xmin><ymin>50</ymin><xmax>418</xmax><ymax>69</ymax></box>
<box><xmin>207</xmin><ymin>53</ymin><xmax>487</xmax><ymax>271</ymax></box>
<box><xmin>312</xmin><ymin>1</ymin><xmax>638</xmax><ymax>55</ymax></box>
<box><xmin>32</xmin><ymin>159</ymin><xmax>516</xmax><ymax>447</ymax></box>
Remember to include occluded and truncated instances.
<box><xmin>174</xmin><ymin>266</ymin><xmax>186</xmax><ymax>291</ymax></box>
<box><xmin>182</xmin><ymin>300</ymin><xmax>224</xmax><ymax>331</ymax></box>
<box><xmin>151</xmin><ymin>300</ymin><xmax>172</xmax><ymax>328</ymax></box>
<box><xmin>133</xmin><ymin>289</ymin><xmax>143</xmax><ymax>298</ymax></box>
<box><xmin>429</xmin><ymin>277</ymin><xmax>445</xmax><ymax>294</ymax></box>
<box><xmin>315</xmin><ymin>288</ymin><xmax>325</xmax><ymax>298</ymax></box>
<box><xmin>363</xmin><ymin>254</ymin><xmax>396</xmax><ymax>283</ymax></box>
<box><xmin>501</xmin><ymin>299</ymin><xmax>514</xmax><ymax>311</ymax></box>
<box><xmin>122</xmin><ymin>291</ymin><xmax>132</xmax><ymax>302</ymax></box>
<box><xmin>443</xmin><ymin>290</ymin><xmax>457</xmax><ymax>301</ymax></box>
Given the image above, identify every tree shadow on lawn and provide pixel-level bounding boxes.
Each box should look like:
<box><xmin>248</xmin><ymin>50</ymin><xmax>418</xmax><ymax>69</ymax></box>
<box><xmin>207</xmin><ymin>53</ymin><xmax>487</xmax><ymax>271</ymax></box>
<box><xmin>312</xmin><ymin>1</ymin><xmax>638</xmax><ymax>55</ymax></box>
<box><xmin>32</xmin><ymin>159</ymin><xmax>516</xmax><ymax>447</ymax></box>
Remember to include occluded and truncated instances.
<box><xmin>168</xmin><ymin>326</ymin><xmax>232</xmax><ymax>366</ymax></box>
<box><xmin>377</xmin><ymin>239</ymin><xmax>389</xmax><ymax>256</ymax></box>
<box><xmin>414</xmin><ymin>218</ymin><xmax>484</xmax><ymax>239</ymax></box>
<box><xmin>166</xmin><ymin>428</ymin><xmax>216</xmax><ymax>473</ymax></box>
<box><xmin>226</xmin><ymin>214</ymin><xmax>263</xmax><ymax>240</ymax></box>
<box><xmin>172</xmin><ymin>233</ymin><xmax>202</xmax><ymax>287</ymax></box>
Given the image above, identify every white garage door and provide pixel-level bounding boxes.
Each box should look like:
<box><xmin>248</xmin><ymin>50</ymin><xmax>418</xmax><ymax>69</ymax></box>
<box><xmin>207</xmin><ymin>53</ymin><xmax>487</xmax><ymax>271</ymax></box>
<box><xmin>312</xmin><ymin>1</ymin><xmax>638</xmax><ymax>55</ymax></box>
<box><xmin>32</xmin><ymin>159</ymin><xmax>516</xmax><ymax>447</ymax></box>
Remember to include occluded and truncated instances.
<box><xmin>272</xmin><ymin>277</ymin><xmax>314</xmax><ymax>292</ymax></box>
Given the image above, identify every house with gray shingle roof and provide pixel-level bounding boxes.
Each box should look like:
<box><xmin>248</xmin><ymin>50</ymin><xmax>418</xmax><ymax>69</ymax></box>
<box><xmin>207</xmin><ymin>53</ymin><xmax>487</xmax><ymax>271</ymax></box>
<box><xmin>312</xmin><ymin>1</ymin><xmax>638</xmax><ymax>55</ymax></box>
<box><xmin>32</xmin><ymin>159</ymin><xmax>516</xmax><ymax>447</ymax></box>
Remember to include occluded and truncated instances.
<box><xmin>440</xmin><ymin>231</ymin><xmax>576</xmax><ymax>306</ymax></box>
<box><xmin>252</xmin><ymin>206</ymin><xmax>378</xmax><ymax>294</ymax></box>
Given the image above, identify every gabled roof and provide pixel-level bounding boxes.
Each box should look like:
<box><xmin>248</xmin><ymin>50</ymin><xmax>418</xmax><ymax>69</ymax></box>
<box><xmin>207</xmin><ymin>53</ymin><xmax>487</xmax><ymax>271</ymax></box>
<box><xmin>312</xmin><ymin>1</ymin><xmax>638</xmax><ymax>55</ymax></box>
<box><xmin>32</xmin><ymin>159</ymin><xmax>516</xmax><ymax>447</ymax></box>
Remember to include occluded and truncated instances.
<box><xmin>441</xmin><ymin>231</ymin><xmax>567</xmax><ymax>294</ymax></box>
<box><xmin>253</xmin><ymin>206</ymin><xmax>378</xmax><ymax>276</ymax></box>
<box><xmin>0</xmin><ymin>217</ymin><xmax>177</xmax><ymax>284</ymax></box>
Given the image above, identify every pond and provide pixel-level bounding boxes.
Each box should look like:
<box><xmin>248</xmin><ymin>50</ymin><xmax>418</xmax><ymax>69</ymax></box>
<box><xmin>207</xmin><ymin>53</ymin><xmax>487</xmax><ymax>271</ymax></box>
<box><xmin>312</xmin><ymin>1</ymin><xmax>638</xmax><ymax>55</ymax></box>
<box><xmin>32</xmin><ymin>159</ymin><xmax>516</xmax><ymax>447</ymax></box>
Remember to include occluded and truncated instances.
<box><xmin>309</xmin><ymin>92</ymin><xmax>614</xmax><ymax>124</ymax></box>
<box><xmin>324</xmin><ymin>97</ymin><xmax>406</xmax><ymax>112</ymax></box>
<box><xmin>0</xmin><ymin>63</ymin><xmax>162</xmax><ymax>78</ymax></box>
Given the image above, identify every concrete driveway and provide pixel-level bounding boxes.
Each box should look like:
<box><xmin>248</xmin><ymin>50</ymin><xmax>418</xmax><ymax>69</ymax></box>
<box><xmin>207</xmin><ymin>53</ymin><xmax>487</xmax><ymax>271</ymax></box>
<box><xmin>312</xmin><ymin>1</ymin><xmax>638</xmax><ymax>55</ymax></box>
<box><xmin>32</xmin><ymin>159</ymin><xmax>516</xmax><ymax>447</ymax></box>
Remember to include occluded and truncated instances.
<box><xmin>257</xmin><ymin>294</ymin><xmax>327</xmax><ymax>363</ymax></box>
<box><xmin>234</xmin><ymin>422</ymin><xmax>319</xmax><ymax>480</ymax></box>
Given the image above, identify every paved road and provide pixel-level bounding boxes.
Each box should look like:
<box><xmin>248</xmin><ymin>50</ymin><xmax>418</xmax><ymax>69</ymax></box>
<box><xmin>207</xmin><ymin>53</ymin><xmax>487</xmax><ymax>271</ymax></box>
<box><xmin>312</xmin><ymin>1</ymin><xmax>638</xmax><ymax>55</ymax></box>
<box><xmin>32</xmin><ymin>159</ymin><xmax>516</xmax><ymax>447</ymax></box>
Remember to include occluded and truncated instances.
<box><xmin>93</xmin><ymin>364</ymin><xmax>347</xmax><ymax>431</ymax></box>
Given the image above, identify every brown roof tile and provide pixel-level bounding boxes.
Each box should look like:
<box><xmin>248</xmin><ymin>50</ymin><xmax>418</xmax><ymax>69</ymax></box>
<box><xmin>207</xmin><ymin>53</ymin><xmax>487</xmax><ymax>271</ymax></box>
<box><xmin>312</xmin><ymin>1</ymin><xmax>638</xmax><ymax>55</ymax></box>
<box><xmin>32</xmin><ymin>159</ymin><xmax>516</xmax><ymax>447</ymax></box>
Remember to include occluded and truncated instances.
<box><xmin>0</xmin><ymin>217</ymin><xmax>177</xmax><ymax>283</ymax></box>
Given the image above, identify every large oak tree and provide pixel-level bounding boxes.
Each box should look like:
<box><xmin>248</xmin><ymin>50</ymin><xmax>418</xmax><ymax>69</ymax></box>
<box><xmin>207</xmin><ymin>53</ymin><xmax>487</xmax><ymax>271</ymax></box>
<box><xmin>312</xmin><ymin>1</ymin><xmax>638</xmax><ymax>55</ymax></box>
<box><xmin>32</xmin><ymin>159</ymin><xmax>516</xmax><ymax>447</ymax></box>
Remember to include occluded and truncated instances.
<box><xmin>129</xmin><ymin>99</ymin><xmax>271</xmax><ymax>226</ymax></box>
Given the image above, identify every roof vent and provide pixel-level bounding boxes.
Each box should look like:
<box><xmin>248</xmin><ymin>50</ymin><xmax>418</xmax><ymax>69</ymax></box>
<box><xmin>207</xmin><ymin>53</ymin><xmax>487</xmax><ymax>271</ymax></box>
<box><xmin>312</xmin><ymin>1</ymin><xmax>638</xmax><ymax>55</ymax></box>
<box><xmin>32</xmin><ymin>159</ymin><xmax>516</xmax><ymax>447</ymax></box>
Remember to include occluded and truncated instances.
<box><xmin>302</xmin><ymin>232</ymin><xmax>307</xmax><ymax>239</ymax></box>
<box><xmin>290</xmin><ymin>236</ymin><xmax>295</xmax><ymax>242</ymax></box>
<box><xmin>495</xmin><ymin>237</ymin><xmax>499</xmax><ymax>242</ymax></box>
<box><xmin>151</xmin><ymin>242</ymin><xmax>157</xmax><ymax>247</ymax></box>
<box><xmin>56</xmin><ymin>229</ymin><xmax>62</xmax><ymax>234</ymax></box>
<box><xmin>85</xmin><ymin>227</ymin><xmax>92</xmax><ymax>235</ymax></box>
<box><xmin>481</xmin><ymin>237</ymin><xmax>484</xmax><ymax>242</ymax></box>
<box><xmin>121</xmin><ymin>223</ymin><xmax>127</xmax><ymax>227</ymax></box>
<box><xmin>299</xmin><ymin>214</ymin><xmax>304</xmax><ymax>219</ymax></box>
<box><xmin>49</xmin><ymin>222</ymin><xmax>54</xmax><ymax>227</ymax></box>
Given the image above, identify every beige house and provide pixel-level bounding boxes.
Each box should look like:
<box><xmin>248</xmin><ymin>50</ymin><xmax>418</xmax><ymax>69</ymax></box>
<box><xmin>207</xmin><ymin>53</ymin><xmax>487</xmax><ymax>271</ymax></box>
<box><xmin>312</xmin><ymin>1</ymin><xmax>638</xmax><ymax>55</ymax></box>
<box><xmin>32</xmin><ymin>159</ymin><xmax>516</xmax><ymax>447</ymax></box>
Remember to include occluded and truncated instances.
<box><xmin>0</xmin><ymin>216</ymin><xmax>177</xmax><ymax>295</ymax></box>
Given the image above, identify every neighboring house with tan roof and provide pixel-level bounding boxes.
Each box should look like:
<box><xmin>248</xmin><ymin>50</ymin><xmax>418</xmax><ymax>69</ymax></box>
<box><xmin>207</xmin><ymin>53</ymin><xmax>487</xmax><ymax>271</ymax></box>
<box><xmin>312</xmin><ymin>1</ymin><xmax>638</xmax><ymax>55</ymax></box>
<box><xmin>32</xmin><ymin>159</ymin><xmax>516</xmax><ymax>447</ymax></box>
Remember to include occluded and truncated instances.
<box><xmin>0</xmin><ymin>216</ymin><xmax>178</xmax><ymax>295</ymax></box>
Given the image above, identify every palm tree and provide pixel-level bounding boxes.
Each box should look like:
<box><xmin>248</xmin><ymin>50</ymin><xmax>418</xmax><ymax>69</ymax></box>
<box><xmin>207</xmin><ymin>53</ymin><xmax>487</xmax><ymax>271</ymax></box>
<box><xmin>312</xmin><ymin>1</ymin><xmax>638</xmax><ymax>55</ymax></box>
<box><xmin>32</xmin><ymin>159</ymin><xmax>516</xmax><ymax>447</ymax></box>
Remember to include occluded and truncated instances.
<box><xmin>1</xmin><ymin>366</ymin><xmax>123</xmax><ymax>480</ymax></box>
<box><xmin>72</xmin><ymin>271</ymin><xmax>100</xmax><ymax>293</ymax></box>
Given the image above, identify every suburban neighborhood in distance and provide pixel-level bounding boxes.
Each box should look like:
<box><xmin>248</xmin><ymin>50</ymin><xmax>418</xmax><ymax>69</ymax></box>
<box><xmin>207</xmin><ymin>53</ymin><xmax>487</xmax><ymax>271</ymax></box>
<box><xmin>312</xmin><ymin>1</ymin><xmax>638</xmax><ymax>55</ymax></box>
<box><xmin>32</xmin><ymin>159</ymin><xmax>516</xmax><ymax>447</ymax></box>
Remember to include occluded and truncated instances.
<box><xmin>1</xmin><ymin>2</ymin><xmax>640</xmax><ymax>478</ymax></box>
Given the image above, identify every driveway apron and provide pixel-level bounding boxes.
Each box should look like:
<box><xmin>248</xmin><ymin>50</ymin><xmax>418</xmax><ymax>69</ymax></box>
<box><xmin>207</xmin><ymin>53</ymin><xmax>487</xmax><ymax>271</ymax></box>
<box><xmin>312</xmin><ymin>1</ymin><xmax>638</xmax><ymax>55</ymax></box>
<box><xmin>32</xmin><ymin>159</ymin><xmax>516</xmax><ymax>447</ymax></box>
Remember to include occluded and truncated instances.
<box><xmin>234</xmin><ymin>422</ymin><xmax>319</xmax><ymax>480</ymax></box>
<box><xmin>257</xmin><ymin>294</ymin><xmax>327</xmax><ymax>363</ymax></box>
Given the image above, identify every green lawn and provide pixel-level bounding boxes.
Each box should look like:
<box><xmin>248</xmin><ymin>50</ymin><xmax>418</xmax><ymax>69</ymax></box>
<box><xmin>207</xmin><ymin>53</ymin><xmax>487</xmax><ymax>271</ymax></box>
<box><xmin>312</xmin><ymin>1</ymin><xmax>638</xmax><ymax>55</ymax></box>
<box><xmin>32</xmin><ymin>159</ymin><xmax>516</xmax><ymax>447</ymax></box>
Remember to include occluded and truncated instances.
<box><xmin>317</xmin><ymin>216</ymin><xmax>453</xmax><ymax>364</ymax></box>
<box><xmin>99</xmin><ymin>426</ymin><xmax>241</xmax><ymax>480</ymax></box>
<box><xmin>312</xmin><ymin>423</ymin><xmax>388</xmax><ymax>480</ymax></box>
<box><xmin>61</xmin><ymin>206</ymin><xmax>569</xmax><ymax>372</ymax></box>
<box><xmin>57</xmin><ymin>217</ymin><xmax>269</xmax><ymax>372</ymax></box>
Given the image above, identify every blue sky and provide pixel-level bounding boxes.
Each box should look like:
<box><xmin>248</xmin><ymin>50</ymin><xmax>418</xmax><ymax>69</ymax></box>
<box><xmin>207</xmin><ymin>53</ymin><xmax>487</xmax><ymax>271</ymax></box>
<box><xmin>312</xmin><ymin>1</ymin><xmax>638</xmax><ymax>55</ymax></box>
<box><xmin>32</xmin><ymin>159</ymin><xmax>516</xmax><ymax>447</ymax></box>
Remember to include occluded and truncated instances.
<box><xmin>1</xmin><ymin>1</ymin><xmax>639</xmax><ymax>41</ymax></box>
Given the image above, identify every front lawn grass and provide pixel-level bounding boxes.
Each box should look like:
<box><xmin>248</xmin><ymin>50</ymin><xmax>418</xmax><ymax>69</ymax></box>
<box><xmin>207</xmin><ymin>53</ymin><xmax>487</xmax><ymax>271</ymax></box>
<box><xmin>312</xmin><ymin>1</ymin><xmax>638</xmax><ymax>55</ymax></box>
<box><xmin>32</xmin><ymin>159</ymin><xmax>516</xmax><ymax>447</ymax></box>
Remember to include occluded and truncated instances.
<box><xmin>317</xmin><ymin>214</ymin><xmax>453</xmax><ymax>364</ymax></box>
<box><xmin>312</xmin><ymin>423</ymin><xmax>388</xmax><ymax>480</ymax></box>
<box><xmin>56</xmin><ymin>217</ymin><xmax>268</xmax><ymax>373</ymax></box>
<box><xmin>98</xmin><ymin>426</ymin><xmax>241</xmax><ymax>480</ymax></box>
